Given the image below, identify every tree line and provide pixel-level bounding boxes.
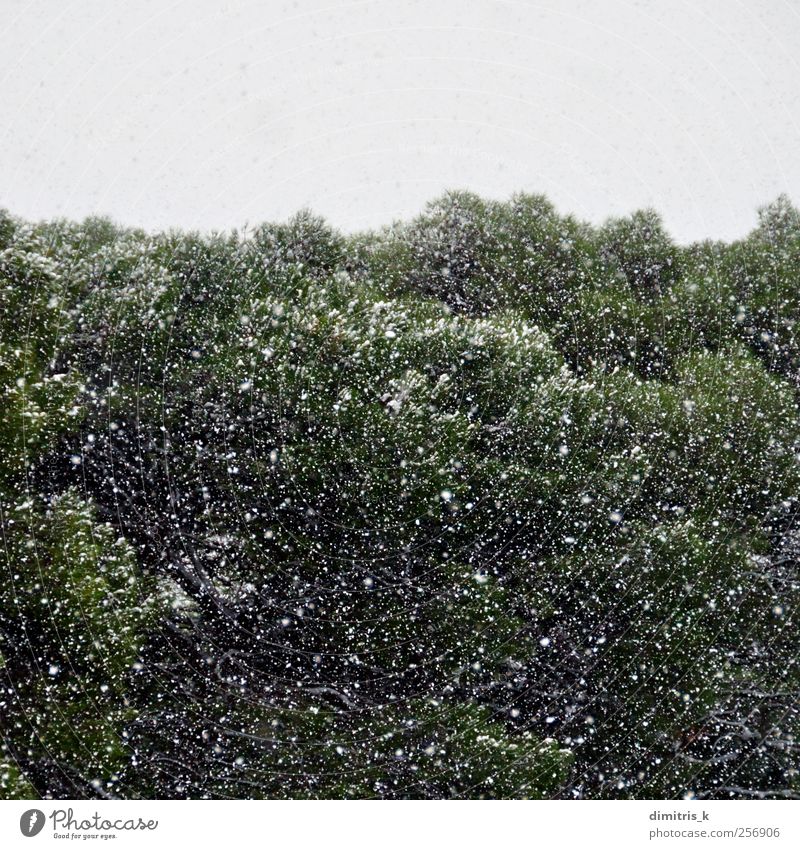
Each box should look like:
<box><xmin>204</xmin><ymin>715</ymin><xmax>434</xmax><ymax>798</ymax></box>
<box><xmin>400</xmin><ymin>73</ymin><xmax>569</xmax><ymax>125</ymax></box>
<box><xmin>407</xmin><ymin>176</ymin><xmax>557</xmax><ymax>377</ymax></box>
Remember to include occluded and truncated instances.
<box><xmin>1</xmin><ymin>193</ymin><xmax>798</xmax><ymax>798</ymax></box>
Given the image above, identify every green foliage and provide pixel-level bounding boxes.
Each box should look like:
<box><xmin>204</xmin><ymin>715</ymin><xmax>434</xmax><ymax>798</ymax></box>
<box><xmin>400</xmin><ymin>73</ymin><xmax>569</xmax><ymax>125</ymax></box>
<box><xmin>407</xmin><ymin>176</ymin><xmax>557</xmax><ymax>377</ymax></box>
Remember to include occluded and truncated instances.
<box><xmin>1</xmin><ymin>193</ymin><xmax>799</xmax><ymax>800</ymax></box>
<box><xmin>720</xmin><ymin>195</ymin><xmax>800</xmax><ymax>381</ymax></box>
<box><xmin>384</xmin><ymin>191</ymin><xmax>593</xmax><ymax>320</ymax></box>
<box><xmin>0</xmin><ymin>224</ymin><xmax>84</xmax><ymax>491</ymax></box>
<box><xmin>597</xmin><ymin>209</ymin><xmax>682</xmax><ymax>299</ymax></box>
<box><xmin>0</xmin><ymin>759</ymin><xmax>36</xmax><ymax>799</ymax></box>
<box><xmin>513</xmin><ymin>523</ymin><xmax>789</xmax><ymax>797</ymax></box>
<box><xmin>0</xmin><ymin>493</ymin><xmax>158</xmax><ymax>797</ymax></box>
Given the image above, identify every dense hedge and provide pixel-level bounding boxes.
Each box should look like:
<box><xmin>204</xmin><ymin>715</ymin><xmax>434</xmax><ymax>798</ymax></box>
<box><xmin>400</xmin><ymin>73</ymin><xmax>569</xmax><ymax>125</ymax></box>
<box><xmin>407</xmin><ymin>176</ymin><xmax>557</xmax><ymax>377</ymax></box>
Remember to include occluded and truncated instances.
<box><xmin>1</xmin><ymin>194</ymin><xmax>798</xmax><ymax>799</ymax></box>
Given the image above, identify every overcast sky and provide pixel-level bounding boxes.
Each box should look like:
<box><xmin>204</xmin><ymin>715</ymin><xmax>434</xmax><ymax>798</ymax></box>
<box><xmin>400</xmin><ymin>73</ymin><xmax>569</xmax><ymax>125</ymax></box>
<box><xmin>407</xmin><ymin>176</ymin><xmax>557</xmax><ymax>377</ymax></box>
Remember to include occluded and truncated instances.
<box><xmin>1</xmin><ymin>0</ymin><xmax>799</xmax><ymax>242</ymax></box>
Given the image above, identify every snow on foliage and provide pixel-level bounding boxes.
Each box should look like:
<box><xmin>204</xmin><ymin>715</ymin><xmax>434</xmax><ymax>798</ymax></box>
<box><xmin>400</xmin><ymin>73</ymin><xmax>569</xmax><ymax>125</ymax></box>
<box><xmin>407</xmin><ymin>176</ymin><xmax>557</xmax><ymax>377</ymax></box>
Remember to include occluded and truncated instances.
<box><xmin>0</xmin><ymin>195</ymin><xmax>799</xmax><ymax>799</ymax></box>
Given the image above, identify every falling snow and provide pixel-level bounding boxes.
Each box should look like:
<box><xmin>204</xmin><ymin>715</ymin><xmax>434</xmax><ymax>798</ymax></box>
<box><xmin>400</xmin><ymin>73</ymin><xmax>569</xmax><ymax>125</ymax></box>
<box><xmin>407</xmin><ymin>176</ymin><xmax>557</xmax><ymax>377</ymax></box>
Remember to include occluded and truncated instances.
<box><xmin>1</xmin><ymin>195</ymin><xmax>799</xmax><ymax>800</ymax></box>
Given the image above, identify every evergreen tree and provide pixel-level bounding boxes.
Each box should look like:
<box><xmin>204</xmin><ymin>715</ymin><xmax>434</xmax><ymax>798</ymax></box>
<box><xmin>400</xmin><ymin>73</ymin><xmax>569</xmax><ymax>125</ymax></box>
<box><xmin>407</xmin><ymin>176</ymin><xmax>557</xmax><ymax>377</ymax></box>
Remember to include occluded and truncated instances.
<box><xmin>1</xmin><ymin>195</ymin><xmax>798</xmax><ymax>799</ymax></box>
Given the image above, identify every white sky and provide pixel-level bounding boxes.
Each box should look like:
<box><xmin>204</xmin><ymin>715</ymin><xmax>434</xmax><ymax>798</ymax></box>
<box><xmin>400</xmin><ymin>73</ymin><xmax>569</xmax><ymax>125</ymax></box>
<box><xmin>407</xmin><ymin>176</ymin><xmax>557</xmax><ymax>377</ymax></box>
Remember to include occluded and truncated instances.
<box><xmin>1</xmin><ymin>0</ymin><xmax>799</xmax><ymax>243</ymax></box>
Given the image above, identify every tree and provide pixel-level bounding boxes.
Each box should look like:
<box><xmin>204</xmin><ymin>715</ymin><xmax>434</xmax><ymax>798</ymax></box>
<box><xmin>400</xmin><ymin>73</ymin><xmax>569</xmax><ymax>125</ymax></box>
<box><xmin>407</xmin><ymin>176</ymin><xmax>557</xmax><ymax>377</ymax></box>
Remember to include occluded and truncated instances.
<box><xmin>1</xmin><ymin>194</ymin><xmax>799</xmax><ymax>799</ymax></box>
